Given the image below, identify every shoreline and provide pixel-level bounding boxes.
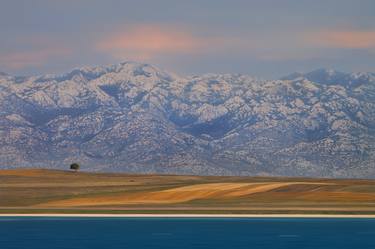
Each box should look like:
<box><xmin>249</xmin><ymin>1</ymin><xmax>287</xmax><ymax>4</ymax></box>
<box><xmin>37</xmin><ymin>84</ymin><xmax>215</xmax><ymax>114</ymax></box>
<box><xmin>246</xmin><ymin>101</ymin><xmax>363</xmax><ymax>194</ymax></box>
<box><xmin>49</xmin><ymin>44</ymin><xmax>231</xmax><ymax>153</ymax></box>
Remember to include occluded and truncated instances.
<box><xmin>1</xmin><ymin>213</ymin><xmax>375</xmax><ymax>218</ymax></box>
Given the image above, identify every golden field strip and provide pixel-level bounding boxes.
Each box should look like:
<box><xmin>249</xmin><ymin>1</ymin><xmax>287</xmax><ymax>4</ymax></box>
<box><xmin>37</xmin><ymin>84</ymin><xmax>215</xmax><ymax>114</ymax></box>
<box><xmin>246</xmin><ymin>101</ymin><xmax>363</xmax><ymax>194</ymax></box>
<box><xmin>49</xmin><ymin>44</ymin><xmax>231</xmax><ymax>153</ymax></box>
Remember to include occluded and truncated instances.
<box><xmin>1</xmin><ymin>169</ymin><xmax>375</xmax><ymax>215</ymax></box>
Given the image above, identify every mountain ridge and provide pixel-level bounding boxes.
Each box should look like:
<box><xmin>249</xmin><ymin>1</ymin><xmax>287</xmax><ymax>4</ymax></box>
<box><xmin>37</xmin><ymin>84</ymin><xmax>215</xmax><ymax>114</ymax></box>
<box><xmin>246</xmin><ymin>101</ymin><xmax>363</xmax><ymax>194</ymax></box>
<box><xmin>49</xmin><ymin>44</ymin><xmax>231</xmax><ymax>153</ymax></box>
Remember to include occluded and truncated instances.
<box><xmin>1</xmin><ymin>62</ymin><xmax>374</xmax><ymax>178</ymax></box>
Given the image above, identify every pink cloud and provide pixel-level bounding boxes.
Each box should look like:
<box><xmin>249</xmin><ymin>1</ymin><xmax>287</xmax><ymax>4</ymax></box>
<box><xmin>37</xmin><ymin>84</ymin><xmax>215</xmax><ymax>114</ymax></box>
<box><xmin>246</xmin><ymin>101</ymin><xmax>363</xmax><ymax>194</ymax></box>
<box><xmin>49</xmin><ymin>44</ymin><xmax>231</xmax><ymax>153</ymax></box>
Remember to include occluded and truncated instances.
<box><xmin>304</xmin><ymin>30</ymin><xmax>375</xmax><ymax>49</ymax></box>
<box><xmin>0</xmin><ymin>47</ymin><xmax>72</xmax><ymax>70</ymax></box>
<box><xmin>96</xmin><ymin>24</ymin><xmax>234</xmax><ymax>60</ymax></box>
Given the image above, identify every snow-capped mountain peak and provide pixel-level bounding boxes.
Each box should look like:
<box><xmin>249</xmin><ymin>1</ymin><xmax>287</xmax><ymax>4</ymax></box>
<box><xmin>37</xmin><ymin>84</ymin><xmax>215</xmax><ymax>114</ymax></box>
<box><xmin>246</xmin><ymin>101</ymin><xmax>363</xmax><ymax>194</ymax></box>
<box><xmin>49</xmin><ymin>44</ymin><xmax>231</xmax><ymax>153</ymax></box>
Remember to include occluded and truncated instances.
<box><xmin>1</xmin><ymin>63</ymin><xmax>374</xmax><ymax>177</ymax></box>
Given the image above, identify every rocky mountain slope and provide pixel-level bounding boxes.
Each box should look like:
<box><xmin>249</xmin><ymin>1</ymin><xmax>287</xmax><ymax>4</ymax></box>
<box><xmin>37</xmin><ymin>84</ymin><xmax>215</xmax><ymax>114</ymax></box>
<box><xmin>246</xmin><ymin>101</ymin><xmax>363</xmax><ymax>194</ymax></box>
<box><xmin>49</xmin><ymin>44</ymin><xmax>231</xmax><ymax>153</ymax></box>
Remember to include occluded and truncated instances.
<box><xmin>1</xmin><ymin>62</ymin><xmax>374</xmax><ymax>177</ymax></box>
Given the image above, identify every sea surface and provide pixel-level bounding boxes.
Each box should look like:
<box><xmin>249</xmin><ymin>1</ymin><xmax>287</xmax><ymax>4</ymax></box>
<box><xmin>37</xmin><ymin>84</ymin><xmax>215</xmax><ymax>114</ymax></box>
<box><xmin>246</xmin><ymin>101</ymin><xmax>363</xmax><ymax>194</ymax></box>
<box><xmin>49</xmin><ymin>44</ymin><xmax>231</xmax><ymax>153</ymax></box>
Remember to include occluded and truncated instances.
<box><xmin>0</xmin><ymin>217</ymin><xmax>375</xmax><ymax>249</ymax></box>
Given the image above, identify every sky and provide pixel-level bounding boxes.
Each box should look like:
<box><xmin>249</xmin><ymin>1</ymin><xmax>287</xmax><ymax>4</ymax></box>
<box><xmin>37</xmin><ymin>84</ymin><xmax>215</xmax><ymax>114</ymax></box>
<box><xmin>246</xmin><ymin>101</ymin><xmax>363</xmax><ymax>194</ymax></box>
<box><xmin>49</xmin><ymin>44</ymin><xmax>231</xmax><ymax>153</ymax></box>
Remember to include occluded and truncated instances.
<box><xmin>0</xmin><ymin>0</ymin><xmax>374</xmax><ymax>79</ymax></box>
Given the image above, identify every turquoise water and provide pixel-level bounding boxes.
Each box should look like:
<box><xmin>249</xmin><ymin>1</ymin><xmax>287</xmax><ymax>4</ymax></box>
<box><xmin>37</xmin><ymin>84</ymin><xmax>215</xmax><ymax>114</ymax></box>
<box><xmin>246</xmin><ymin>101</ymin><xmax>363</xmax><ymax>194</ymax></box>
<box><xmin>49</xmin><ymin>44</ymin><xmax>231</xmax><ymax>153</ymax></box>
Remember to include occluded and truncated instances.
<box><xmin>1</xmin><ymin>217</ymin><xmax>375</xmax><ymax>249</ymax></box>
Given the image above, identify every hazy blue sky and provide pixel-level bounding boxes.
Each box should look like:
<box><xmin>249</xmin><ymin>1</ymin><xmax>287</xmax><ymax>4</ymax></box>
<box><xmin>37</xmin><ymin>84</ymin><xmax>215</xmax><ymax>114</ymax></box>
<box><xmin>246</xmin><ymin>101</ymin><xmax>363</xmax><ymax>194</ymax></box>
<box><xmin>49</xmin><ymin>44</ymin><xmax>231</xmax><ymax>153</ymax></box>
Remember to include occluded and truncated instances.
<box><xmin>0</xmin><ymin>0</ymin><xmax>374</xmax><ymax>78</ymax></box>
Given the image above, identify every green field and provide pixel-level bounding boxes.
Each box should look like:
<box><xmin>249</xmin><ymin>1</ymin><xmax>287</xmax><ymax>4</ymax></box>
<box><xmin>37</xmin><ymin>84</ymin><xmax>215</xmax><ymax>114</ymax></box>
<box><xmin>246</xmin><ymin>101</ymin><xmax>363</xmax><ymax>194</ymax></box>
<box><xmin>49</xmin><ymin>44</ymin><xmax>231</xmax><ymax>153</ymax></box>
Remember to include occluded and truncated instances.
<box><xmin>2</xmin><ymin>169</ymin><xmax>375</xmax><ymax>214</ymax></box>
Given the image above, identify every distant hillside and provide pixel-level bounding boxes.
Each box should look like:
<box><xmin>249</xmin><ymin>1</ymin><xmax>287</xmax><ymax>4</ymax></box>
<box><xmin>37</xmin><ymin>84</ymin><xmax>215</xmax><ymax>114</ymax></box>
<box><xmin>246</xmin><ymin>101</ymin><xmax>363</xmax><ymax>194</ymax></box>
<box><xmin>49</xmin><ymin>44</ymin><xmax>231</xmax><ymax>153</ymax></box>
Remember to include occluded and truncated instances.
<box><xmin>0</xmin><ymin>62</ymin><xmax>374</xmax><ymax>177</ymax></box>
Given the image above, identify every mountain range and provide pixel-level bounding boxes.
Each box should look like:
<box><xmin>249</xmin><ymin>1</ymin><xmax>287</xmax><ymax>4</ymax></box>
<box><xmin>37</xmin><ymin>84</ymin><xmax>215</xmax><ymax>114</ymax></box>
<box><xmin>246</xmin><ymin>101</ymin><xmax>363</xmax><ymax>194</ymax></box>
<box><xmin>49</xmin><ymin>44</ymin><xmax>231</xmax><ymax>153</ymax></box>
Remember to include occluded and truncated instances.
<box><xmin>1</xmin><ymin>62</ymin><xmax>374</xmax><ymax>177</ymax></box>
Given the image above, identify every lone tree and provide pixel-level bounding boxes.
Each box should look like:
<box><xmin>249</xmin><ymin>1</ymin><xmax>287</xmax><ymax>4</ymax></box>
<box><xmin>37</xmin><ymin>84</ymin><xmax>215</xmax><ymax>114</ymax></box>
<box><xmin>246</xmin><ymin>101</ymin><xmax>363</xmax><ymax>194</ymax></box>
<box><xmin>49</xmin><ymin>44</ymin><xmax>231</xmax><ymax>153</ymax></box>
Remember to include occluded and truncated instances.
<box><xmin>70</xmin><ymin>163</ymin><xmax>80</xmax><ymax>172</ymax></box>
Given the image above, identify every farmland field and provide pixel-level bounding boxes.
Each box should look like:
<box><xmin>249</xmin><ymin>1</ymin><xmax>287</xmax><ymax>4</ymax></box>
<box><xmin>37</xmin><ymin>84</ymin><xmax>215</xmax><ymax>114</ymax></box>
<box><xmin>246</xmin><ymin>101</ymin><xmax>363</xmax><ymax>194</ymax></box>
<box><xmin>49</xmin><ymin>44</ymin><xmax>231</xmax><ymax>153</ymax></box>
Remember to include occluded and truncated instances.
<box><xmin>1</xmin><ymin>169</ymin><xmax>375</xmax><ymax>214</ymax></box>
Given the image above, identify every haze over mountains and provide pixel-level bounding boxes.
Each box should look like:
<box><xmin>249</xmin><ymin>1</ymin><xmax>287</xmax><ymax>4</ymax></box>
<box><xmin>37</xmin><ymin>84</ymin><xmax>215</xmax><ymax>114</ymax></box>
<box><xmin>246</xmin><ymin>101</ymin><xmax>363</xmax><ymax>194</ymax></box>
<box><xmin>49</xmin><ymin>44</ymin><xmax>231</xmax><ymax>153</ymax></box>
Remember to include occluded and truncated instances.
<box><xmin>0</xmin><ymin>62</ymin><xmax>374</xmax><ymax>177</ymax></box>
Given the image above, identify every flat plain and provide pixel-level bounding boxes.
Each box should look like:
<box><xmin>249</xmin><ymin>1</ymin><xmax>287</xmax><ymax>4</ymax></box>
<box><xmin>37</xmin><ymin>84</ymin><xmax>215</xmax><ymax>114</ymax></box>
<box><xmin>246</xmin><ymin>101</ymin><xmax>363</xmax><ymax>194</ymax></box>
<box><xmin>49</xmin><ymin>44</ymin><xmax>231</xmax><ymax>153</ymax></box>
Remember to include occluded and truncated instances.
<box><xmin>1</xmin><ymin>169</ymin><xmax>375</xmax><ymax>214</ymax></box>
